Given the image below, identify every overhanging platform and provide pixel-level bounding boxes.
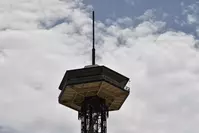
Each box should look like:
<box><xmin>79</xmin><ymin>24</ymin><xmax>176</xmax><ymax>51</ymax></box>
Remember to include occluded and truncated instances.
<box><xmin>58</xmin><ymin>65</ymin><xmax>130</xmax><ymax>111</ymax></box>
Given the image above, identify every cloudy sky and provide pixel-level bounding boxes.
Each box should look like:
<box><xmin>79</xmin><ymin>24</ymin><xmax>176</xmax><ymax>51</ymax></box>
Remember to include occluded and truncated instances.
<box><xmin>1</xmin><ymin>0</ymin><xmax>199</xmax><ymax>133</ymax></box>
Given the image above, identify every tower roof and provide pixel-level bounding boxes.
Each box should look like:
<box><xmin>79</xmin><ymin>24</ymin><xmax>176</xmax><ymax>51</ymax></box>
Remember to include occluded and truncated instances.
<box><xmin>59</xmin><ymin>65</ymin><xmax>129</xmax><ymax>91</ymax></box>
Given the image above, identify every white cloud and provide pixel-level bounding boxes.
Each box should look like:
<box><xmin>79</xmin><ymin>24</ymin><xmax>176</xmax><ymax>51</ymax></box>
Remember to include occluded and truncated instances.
<box><xmin>182</xmin><ymin>3</ymin><xmax>199</xmax><ymax>25</ymax></box>
<box><xmin>1</xmin><ymin>0</ymin><xmax>199</xmax><ymax>133</ymax></box>
<box><xmin>181</xmin><ymin>2</ymin><xmax>199</xmax><ymax>37</ymax></box>
<box><xmin>137</xmin><ymin>9</ymin><xmax>156</xmax><ymax>21</ymax></box>
<box><xmin>116</xmin><ymin>17</ymin><xmax>133</xmax><ymax>26</ymax></box>
<box><xmin>187</xmin><ymin>14</ymin><xmax>198</xmax><ymax>24</ymax></box>
<box><xmin>134</xmin><ymin>21</ymin><xmax>165</xmax><ymax>37</ymax></box>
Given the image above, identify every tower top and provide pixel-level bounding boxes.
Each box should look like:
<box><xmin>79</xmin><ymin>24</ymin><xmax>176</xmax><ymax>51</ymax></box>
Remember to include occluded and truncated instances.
<box><xmin>58</xmin><ymin>10</ymin><xmax>130</xmax><ymax>133</ymax></box>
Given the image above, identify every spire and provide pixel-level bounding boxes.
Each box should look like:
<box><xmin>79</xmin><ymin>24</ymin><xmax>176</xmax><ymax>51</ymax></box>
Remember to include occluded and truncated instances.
<box><xmin>92</xmin><ymin>11</ymin><xmax>95</xmax><ymax>65</ymax></box>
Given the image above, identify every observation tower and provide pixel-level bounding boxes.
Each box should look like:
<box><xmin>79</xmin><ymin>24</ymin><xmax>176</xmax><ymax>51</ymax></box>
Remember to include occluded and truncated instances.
<box><xmin>58</xmin><ymin>11</ymin><xmax>130</xmax><ymax>133</ymax></box>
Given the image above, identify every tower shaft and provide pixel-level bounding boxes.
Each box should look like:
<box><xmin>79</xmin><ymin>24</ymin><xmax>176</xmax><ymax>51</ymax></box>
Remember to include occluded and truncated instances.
<box><xmin>78</xmin><ymin>96</ymin><xmax>108</xmax><ymax>133</ymax></box>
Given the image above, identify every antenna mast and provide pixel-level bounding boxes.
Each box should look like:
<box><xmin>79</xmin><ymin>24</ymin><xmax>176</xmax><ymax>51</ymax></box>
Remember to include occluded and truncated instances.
<box><xmin>92</xmin><ymin>11</ymin><xmax>95</xmax><ymax>65</ymax></box>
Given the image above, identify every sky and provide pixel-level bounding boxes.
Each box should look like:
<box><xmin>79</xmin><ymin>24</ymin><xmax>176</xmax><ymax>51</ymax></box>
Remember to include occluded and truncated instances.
<box><xmin>0</xmin><ymin>0</ymin><xmax>199</xmax><ymax>133</ymax></box>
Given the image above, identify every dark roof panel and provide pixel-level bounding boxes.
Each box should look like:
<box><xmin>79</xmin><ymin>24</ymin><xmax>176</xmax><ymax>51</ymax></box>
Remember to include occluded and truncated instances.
<box><xmin>59</xmin><ymin>65</ymin><xmax>129</xmax><ymax>90</ymax></box>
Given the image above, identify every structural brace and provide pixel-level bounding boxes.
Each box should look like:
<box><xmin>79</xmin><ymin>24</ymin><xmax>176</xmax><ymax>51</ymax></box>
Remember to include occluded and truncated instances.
<box><xmin>78</xmin><ymin>96</ymin><xmax>109</xmax><ymax>133</ymax></box>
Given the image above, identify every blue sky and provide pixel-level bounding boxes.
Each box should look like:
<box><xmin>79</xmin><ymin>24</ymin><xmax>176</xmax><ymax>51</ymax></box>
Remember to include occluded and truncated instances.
<box><xmin>83</xmin><ymin>0</ymin><xmax>199</xmax><ymax>37</ymax></box>
<box><xmin>83</xmin><ymin>0</ymin><xmax>195</xmax><ymax>20</ymax></box>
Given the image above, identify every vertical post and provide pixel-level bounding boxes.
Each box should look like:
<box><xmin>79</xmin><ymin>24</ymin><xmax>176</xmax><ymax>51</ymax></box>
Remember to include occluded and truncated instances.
<box><xmin>92</xmin><ymin>11</ymin><xmax>95</xmax><ymax>65</ymax></box>
<box><xmin>89</xmin><ymin>105</ymin><xmax>93</xmax><ymax>133</ymax></box>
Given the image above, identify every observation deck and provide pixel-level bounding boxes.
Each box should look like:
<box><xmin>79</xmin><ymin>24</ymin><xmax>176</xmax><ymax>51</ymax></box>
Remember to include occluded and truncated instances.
<box><xmin>58</xmin><ymin>65</ymin><xmax>130</xmax><ymax>111</ymax></box>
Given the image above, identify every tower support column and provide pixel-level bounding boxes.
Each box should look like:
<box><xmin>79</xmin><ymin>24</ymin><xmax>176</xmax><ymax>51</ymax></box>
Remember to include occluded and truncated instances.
<box><xmin>78</xmin><ymin>96</ymin><xmax>108</xmax><ymax>133</ymax></box>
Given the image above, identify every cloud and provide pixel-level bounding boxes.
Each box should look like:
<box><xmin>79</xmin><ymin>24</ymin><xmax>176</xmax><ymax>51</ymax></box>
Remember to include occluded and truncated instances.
<box><xmin>0</xmin><ymin>0</ymin><xmax>199</xmax><ymax>133</ymax></box>
<box><xmin>137</xmin><ymin>9</ymin><xmax>156</xmax><ymax>21</ymax></box>
<box><xmin>187</xmin><ymin>14</ymin><xmax>198</xmax><ymax>25</ymax></box>
<box><xmin>103</xmin><ymin>29</ymin><xmax>199</xmax><ymax>133</ymax></box>
<box><xmin>181</xmin><ymin>2</ymin><xmax>199</xmax><ymax>36</ymax></box>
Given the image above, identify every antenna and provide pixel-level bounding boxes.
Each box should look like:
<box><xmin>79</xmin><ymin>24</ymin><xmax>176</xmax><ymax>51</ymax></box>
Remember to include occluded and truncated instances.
<box><xmin>92</xmin><ymin>11</ymin><xmax>95</xmax><ymax>65</ymax></box>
